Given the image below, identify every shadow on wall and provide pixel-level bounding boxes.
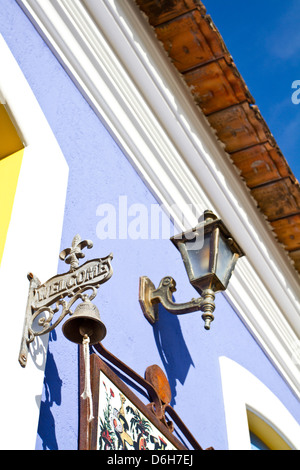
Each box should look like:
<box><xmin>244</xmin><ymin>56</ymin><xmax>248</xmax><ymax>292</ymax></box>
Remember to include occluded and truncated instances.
<box><xmin>37</xmin><ymin>330</ymin><xmax>62</xmax><ymax>450</ymax></box>
<box><xmin>153</xmin><ymin>305</ymin><xmax>194</xmax><ymax>407</ymax></box>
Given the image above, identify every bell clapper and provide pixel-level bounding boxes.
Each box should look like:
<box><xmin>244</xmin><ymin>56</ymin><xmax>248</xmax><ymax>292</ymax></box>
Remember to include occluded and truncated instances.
<box><xmin>79</xmin><ymin>320</ymin><xmax>94</xmax><ymax>338</ymax></box>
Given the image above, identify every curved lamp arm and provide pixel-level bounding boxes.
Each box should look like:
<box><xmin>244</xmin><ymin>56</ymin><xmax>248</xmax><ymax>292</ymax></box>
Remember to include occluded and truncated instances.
<box><xmin>139</xmin><ymin>276</ymin><xmax>215</xmax><ymax>330</ymax></box>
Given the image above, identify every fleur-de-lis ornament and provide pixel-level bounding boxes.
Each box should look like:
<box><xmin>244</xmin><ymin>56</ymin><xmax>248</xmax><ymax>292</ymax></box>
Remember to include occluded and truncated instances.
<box><xmin>59</xmin><ymin>234</ymin><xmax>93</xmax><ymax>272</ymax></box>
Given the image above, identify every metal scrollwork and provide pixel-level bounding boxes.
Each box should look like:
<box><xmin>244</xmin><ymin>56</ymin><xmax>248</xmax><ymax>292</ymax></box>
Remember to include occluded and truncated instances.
<box><xmin>19</xmin><ymin>235</ymin><xmax>113</xmax><ymax>368</ymax></box>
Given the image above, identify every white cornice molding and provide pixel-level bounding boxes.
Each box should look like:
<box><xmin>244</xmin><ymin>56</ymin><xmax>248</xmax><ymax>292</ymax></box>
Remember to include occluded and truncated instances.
<box><xmin>16</xmin><ymin>0</ymin><xmax>300</xmax><ymax>398</ymax></box>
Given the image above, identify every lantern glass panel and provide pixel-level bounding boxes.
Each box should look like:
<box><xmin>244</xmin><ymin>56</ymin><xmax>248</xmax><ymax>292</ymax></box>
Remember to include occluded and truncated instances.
<box><xmin>184</xmin><ymin>232</ymin><xmax>211</xmax><ymax>281</ymax></box>
<box><xmin>216</xmin><ymin>232</ymin><xmax>235</xmax><ymax>286</ymax></box>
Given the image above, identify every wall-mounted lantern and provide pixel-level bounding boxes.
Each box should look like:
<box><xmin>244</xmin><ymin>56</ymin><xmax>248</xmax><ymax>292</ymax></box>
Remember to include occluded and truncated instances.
<box><xmin>139</xmin><ymin>211</ymin><xmax>244</xmax><ymax>330</ymax></box>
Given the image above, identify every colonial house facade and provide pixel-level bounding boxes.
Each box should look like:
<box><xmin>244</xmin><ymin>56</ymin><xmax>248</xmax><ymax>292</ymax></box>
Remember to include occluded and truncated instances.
<box><xmin>0</xmin><ymin>0</ymin><xmax>299</xmax><ymax>450</ymax></box>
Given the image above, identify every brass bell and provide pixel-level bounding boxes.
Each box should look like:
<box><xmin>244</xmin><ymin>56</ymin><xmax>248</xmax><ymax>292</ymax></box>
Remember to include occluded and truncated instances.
<box><xmin>62</xmin><ymin>299</ymin><xmax>107</xmax><ymax>345</ymax></box>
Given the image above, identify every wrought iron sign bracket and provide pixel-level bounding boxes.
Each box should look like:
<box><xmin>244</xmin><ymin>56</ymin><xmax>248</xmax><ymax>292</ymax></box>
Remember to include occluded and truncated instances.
<box><xmin>18</xmin><ymin>235</ymin><xmax>113</xmax><ymax>368</ymax></box>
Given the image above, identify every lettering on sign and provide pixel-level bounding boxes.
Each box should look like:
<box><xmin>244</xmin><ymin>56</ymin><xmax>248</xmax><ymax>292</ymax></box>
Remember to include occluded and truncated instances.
<box><xmin>32</xmin><ymin>255</ymin><xmax>113</xmax><ymax>309</ymax></box>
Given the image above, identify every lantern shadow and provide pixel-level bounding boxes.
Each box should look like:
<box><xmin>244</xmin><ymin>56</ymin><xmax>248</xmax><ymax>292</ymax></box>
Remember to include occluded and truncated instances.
<box><xmin>153</xmin><ymin>303</ymin><xmax>194</xmax><ymax>407</ymax></box>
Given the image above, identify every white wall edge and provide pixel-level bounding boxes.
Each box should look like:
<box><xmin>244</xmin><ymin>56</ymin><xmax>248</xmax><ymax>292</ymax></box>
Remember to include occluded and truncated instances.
<box><xmin>15</xmin><ymin>0</ymin><xmax>300</xmax><ymax>400</ymax></box>
<box><xmin>0</xmin><ymin>33</ymin><xmax>69</xmax><ymax>449</ymax></box>
<box><xmin>219</xmin><ymin>356</ymin><xmax>300</xmax><ymax>450</ymax></box>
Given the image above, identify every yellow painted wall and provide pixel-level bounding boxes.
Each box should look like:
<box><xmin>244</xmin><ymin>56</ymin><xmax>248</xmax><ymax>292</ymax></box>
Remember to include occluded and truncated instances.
<box><xmin>0</xmin><ymin>104</ymin><xmax>23</xmax><ymax>159</ymax></box>
<box><xmin>0</xmin><ymin>105</ymin><xmax>24</xmax><ymax>265</ymax></box>
<box><xmin>247</xmin><ymin>409</ymin><xmax>291</xmax><ymax>450</ymax></box>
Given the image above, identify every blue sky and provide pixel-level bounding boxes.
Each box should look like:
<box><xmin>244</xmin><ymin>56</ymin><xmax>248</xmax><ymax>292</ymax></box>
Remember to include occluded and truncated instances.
<box><xmin>203</xmin><ymin>0</ymin><xmax>300</xmax><ymax>181</ymax></box>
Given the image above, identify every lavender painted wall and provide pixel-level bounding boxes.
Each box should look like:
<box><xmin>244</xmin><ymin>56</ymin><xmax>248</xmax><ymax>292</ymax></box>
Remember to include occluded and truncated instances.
<box><xmin>1</xmin><ymin>0</ymin><xmax>299</xmax><ymax>450</ymax></box>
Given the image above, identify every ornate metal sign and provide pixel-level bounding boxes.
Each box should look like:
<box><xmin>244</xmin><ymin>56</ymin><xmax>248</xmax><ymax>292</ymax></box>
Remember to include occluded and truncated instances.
<box><xmin>32</xmin><ymin>258</ymin><xmax>113</xmax><ymax>310</ymax></box>
<box><xmin>18</xmin><ymin>235</ymin><xmax>113</xmax><ymax>367</ymax></box>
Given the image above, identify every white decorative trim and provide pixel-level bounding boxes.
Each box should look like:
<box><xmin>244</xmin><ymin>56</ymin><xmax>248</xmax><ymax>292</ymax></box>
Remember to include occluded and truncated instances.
<box><xmin>16</xmin><ymin>0</ymin><xmax>300</xmax><ymax>399</ymax></box>
<box><xmin>219</xmin><ymin>357</ymin><xmax>300</xmax><ymax>450</ymax></box>
<box><xmin>0</xmin><ymin>35</ymin><xmax>68</xmax><ymax>449</ymax></box>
